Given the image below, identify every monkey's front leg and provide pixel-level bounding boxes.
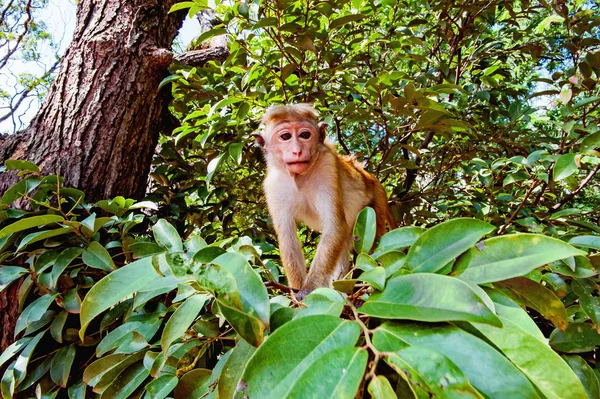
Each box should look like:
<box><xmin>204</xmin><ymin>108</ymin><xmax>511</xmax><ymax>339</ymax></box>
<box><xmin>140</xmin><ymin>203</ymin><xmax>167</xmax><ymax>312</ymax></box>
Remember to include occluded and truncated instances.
<box><xmin>298</xmin><ymin>215</ymin><xmax>349</xmax><ymax>300</ymax></box>
<box><xmin>273</xmin><ymin>216</ymin><xmax>308</xmax><ymax>290</ymax></box>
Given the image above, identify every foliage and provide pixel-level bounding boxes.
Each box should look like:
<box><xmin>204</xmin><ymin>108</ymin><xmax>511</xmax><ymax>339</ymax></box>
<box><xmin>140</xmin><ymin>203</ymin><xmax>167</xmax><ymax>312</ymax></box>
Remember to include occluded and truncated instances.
<box><xmin>1</xmin><ymin>0</ymin><xmax>600</xmax><ymax>397</ymax></box>
<box><xmin>0</xmin><ymin>165</ymin><xmax>599</xmax><ymax>398</ymax></box>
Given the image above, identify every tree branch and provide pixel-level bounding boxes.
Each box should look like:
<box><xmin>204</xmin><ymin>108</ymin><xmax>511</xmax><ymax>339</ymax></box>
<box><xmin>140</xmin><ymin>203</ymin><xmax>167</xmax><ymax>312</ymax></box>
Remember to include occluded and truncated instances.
<box><xmin>550</xmin><ymin>164</ymin><xmax>600</xmax><ymax>212</ymax></box>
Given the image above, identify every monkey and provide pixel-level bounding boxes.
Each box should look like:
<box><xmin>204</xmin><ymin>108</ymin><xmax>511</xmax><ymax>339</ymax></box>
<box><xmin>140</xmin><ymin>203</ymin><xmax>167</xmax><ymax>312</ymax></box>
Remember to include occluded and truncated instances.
<box><xmin>253</xmin><ymin>104</ymin><xmax>395</xmax><ymax>300</ymax></box>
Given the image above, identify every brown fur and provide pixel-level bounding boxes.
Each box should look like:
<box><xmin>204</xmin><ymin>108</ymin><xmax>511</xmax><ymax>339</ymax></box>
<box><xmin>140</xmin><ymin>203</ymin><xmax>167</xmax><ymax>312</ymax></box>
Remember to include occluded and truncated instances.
<box><xmin>256</xmin><ymin>104</ymin><xmax>395</xmax><ymax>299</ymax></box>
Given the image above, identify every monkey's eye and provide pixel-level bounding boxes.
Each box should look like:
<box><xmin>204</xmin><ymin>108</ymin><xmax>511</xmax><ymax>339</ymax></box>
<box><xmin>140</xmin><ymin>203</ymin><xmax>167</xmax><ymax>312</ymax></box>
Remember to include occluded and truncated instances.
<box><xmin>280</xmin><ymin>132</ymin><xmax>292</xmax><ymax>141</ymax></box>
<box><xmin>299</xmin><ymin>130</ymin><xmax>311</xmax><ymax>139</ymax></box>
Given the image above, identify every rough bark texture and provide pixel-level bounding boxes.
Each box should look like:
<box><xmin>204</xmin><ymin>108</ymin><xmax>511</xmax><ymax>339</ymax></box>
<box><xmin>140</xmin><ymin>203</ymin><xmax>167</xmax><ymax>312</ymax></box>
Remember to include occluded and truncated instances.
<box><xmin>0</xmin><ymin>0</ymin><xmax>185</xmax><ymax>202</ymax></box>
<box><xmin>0</xmin><ymin>0</ymin><xmax>186</xmax><ymax>352</ymax></box>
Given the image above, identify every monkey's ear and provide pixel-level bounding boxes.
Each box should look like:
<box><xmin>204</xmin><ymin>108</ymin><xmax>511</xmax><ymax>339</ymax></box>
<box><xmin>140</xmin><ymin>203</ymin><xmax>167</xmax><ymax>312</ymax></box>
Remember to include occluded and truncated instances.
<box><xmin>252</xmin><ymin>132</ymin><xmax>265</xmax><ymax>147</ymax></box>
<box><xmin>318</xmin><ymin>122</ymin><xmax>327</xmax><ymax>143</ymax></box>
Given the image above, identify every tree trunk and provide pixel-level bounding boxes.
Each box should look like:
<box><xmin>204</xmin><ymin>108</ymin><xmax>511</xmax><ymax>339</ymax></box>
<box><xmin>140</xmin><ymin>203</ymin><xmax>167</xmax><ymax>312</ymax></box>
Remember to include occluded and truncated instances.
<box><xmin>0</xmin><ymin>0</ymin><xmax>186</xmax><ymax>352</ymax></box>
<box><xmin>0</xmin><ymin>0</ymin><xmax>185</xmax><ymax>202</ymax></box>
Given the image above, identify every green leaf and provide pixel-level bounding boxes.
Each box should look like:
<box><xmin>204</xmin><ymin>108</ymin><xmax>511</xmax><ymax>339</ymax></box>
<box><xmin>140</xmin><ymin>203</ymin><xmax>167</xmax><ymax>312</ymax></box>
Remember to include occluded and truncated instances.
<box><xmin>82</xmin><ymin>241</ymin><xmax>116</xmax><ymax>271</ymax></box>
<box><xmin>375</xmin><ymin>251</ymin><xmax>407</xmax><ymax>277</ymax></box>
<box><xmin>68</xmin><ymin>380</ymin><xmax>86</xmax><ymax>399</ymax></box>
<box><xmin>5</xmin><ymin>159</ymin><xmax>40</xmax><ymax>172</ymax></box>
<box><xmin>330</xmin><ymin>13</ymin><xmax>366</xmax><ymax>29</ymax></box>
<box><xmin>15</xmin><ymin>293</ymin><xmax>57</xmax><ymax>336</ymax></box>
<box><xmin>13</xmin><ymin>330</ymin><xmax>45</xmax><ymax>385</ymax></box>
<box><xmin>0</xmin><ymin>266</ymin><xmax>28</xmax><ymax>293</ymax></box>
<box><xmin>174</xmin><ymin>369</ymin><xmax>212</xmax><ymax>399</ymax></box>
<box><xmin>407</xmin><ymin>218</ymin><xmax>495</xmax><ymax>273</ymax></box>
<box><xmin>353</xmin><ymin>207</ymin><xmax>377</xmax><ymax>254</ymax></box>
<box><xmin>285</xmin><ymin>347</ymin><xmax>367</xmax><ymax>398</ymax></box>
<box><xmin>0</xmin><ymin>338</ymin><xmax>31</xmax><ymax>370</ymax></box>
<box><xmin>360</xmin><ymin>273</ymin><xmax>501</xmax><ymax>326</ymax></box>
<box><xmin>50</xmin><ymin>345</ymin><xmax>76</xmax><ymax>388</ymax></box>
<box><xmin>562</xmin><ymin>355</ymin><xmax>600</xmax><ymax>399</ymax></box>
<box><xmin>550</xmin><ymin>322</ymin><xmax>600</xmax><ymax>353</ymax></box>
<box><xmin>241</xmin><ymin>315</ymin><xmax>361</xmax><ymax>398</ymax></box>
<box><xmin>359</xmin><ymin>266</ymin><xmax>386</xmax><ymax>290</ymax></box>
<box><xmin>218</xmin><ymin>340</ymin><xmax>256</xmax><ymax>399</ymax></box>
<box><xmin>50</xmin><ymin>310</ymin><xmax>68</xmax><ymax>343</ymax></box>
<box><xmin>573</xmin><ymin>95</ymin><xmax>600</xmax><ymax>109</ymax></box>
<box><xmin>471</xmin><ymin>316</ymin><xmax>588</xmax><ymax>399</ymax></box>
<box><xmin>161</xmin><ymin>294</ymin><xmax>209</xmax><ymax>354</ymax></box>
<box><xmin>206</xmin><ymin>153</ymin><xmax>227</xmax><ymax>186</ymax></box>
<box><xmin>17</xmin><ymin>227</ymin><xmax>74</xmax><ymax>251</ymax></box>
<box><xmin>455</xmin><ymin>234</ymin><xmax>585</xmax><ymax>284</ymax></box>
<box><xmin>0</xmin><ymin>215</ymin><xmax>64</xmax><ymax>239</ymax></box>
<box><xmin>52</xmin><ymin>247</ymin><xmax>84</xmax><ymax>287</ymax></box>
<box><xmin>294</xmin><ymin>288</ymin><xmax>345</xmax><ymax>319</ymax></box>
<box><xmin>144</xmin><ymin>375</ymin><xmax>178</xmax><ymax>399</ymax></box>
<box><xmin>385</xmin><ymin>347</ymin><xmax>483</xmax><ymax>398</ymax></box>
<box><xmin>168</xmin><ymin>2</ymin><xmax>197</xmax><ymax>13</ymax></box>
<box><xmin>195</xmin><ymin>27</ymin><xmax>226</xmax><ymax>46</ymax></box>
<box><xmin>485</xmin><ymin>289</ymin><xmax>545</xmax><ymax>341</ymax></box>
<box><xmin>372</xmin><ymin>322</ymin><xmax>540</xmax><ymax>399</ymax></box>
<box><xmin>568</xmin><ymin>235</ymin><xmax>600</xmax><ymax>250</ymax></box>
<box><xmin>496</xmin><ymin>277</ymin><xmax>568</xmax><ymax>330</ymax></box>
<box><xmin>152</xmin><ymin>219</ymin><xmax>183</xmax><ymax>252</ymax></box>
<box><xmin>554</xmin><ymin>153</ymin><xmax>578</xmax><ymax>181</ymax></box>
<box><xmin>367</xmin><ymin>376</ymin><xmax>397</xmax><ymax>399</ymax></box>
<box><xmin>211</xmin><ymin>252</ymin><xmax>270</xmax><ymax>346</ymax></box>
<box><xmin>98</xmin><ymin>361</ymin><xmax>149</xmax><ymax>399</ymax></box>
<box><xmin>80</xmin><ymin>257</ymin><xmax>160</xmax><ymax>339</ymax></box>
<box><xmin>371</xmin><ymin>226</ymin><xmax>425</xmax><ymax>258</ymax></box>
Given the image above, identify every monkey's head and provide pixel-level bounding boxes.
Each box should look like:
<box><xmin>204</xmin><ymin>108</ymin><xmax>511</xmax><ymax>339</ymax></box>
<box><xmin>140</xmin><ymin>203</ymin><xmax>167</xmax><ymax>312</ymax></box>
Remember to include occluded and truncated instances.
<box><xmin>254</xmin><ymin>104</ymin><xmax>327</xmax><ymax>176</ymax></box>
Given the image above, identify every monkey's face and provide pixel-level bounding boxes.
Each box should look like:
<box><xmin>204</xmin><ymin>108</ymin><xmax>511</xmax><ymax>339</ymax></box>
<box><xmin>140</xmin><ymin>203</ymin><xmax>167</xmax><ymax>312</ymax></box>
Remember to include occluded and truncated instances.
<box><xmin>265</xmin><ymin>120</ymin><xmax>321</xmax><ymax>175</ymax></box>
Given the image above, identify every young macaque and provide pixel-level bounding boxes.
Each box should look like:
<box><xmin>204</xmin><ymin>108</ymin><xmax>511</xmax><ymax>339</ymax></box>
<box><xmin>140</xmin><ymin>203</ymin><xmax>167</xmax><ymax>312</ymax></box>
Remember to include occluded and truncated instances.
<box><xmin>254</xmin><ymin>104</ymin><xmax>395</xmax><ymax>300</ymax></box>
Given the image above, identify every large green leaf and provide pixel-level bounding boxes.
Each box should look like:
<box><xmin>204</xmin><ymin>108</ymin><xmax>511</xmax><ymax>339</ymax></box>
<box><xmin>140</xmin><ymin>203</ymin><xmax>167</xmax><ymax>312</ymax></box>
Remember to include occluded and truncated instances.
<box><xmin>562</xmin><ymin>355</ymin><xmax>600</xmax><ymax>399</ymax></box>
<box><xmin>456</xmin><ymin>234</ymin><xmax>585</xmax><ymax>284</ymax></box>
<box><xmin>353</xmin><ymin>207</ymin><xmax>377</xmax><ymax>254</ymax></box>
<box><xmin>98</xmin><ymin>361</ymin><xmax>148</xmax><ymax>399</ymax></box>
<box><xmin>406</xmin><ymin>218</ymin><xmax>495</xmax><ymax>273</ymax></box>
<box><xmin>385</xmin><ymin>347</ymin><xmax>483</xmax><ymax>398</ymax></box>
<box><xmin>15</xmin><ymin>293</ymin><xmax>57</xmax><ymax>335</ymax></box>
<box><xmin>471</xmin><ymin>316</ymin><xmax>588</xmax><ymax>399</ymax></box>
<box><xmin>50</xmin><ymin>345</ymin><xmax>76</xmax><ymax>388</ymax></box>
<box><xmin>218</xmin><ymin>340</ymin><xmax>256</xmax><ymax>399</ymax></box>
<box><xmin>144</xmin><ymin>375</ymin><xmax>178</xmax><ymax>399</ymax></box>
<box><xmin>17</xmin><ymin>227</ymin><xmax>74</xmax><ymax>251</ymax></box>
<box><xmin>553</xmin><ymin>153</ymin><xmax>578</xmax><ymax>181</ymax></box>
<box><xmin>161</xmin><ymin>294</ymin><xmax>209</xmax><ymax>354</ymax></box>
<box><xmin>359</xmin><ymin>273</ymin><xmax>501</xmax><ymax>326</ymax></box>
<box><xmin>495</xmin><ymin>277</ymin><xmax>568</xmax><ymax>330</ymax></box>
<box><xmin>485</xmin><ymin>289</ymin><xmax>545</xmax><ymax>341</ymax></box>
<box><xmin>174</xmin><ymin>369</ymin><xmax>212</xmax><ymax>399</ymax></box>
<box><xmin>285</xmin><ymin>347</ymin><xmax>367</xmax><ymax>398</ymax></box>
<box><xmin>549</xmin><ymin>322</ymin><xmax>600</xmax><ymax>353</ymax></box>
<box><xmin>12</xmin><ymin>330</ymin><xmax>45</xmax><ymax>385</ymax></box>
<box><xmin>0</xmin><ymin>266</ymin><xmax>28</xmax><ymax>293</ymax></box>
<box><xmin>209</xmin><ymin>252</ymin><xmax>270</xmax><ymax>346</ymax></box>
<box><xmin>152</xmin><ymin>219</ymin><xmax>183</xmax><ymax>252</ymax></box>
<box><xmin>241</xmin><ymin>315</ymin><xmax>361</xmax><ymax>398</ymax></box>
<box><xmin>80</xmin><ymin>257</ymin><xmax>160</xmax><ymax>339</ymax></box>
<box><xmin>0</xmin><ymin>215</ymin><xmax>64</xmax><ymax>239</ymax></box>
<box><xmin>372</xmin><ymin>226</ymin><xmax>425</xmax><ymax>258</ymax></box>
<box><xmin>0</xmin><ymin>338</ymin><xmax>30</xmax><ymax>370</ymax></box>
<box><xmin>372</xmin><ymin>322</ymin><xmax>540</xmax><ymax>398</ymax></box>
<box><xmin>82</xmin><ymin>241</ymin><xmax>116</xmax><ymax>271</ymax></box>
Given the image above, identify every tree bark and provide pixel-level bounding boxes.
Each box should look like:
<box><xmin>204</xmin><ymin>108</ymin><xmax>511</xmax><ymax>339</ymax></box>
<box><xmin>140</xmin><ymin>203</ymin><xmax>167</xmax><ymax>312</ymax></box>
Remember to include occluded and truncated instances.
<box><xmin>0</xmin><ymin>0</ymin><xmax>187</xmax><ymax>352</ymax></box>
<box><xmin>0</xmin><ymin>0</ymin><xmax>185</xmax><ymax>202</ymax></box>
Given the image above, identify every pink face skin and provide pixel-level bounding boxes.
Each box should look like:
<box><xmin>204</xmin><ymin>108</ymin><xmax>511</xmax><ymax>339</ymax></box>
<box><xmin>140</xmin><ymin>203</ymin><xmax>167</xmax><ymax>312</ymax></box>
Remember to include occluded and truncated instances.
<box><xmin>266</xmin><ymin>120</ymin><xmax>321</xmax><ymax>175</ymax></box>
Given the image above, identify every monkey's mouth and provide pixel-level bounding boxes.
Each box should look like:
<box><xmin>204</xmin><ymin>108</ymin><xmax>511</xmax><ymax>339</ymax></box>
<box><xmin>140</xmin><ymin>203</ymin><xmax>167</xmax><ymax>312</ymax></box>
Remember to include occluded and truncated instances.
<box><xmin>287</xmin><ymin>161</ymin><xmax>310</xmax><ymax>165</ymax></box>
